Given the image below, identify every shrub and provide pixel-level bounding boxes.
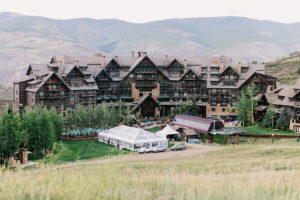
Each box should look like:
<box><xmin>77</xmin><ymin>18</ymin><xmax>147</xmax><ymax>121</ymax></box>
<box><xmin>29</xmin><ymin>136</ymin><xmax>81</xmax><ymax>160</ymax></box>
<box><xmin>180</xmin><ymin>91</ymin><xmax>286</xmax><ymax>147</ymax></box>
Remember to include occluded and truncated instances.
<box><xmin>297</xmin><ymin>66</ymin><xmax>300</xmax><ymax>75</ymax></box>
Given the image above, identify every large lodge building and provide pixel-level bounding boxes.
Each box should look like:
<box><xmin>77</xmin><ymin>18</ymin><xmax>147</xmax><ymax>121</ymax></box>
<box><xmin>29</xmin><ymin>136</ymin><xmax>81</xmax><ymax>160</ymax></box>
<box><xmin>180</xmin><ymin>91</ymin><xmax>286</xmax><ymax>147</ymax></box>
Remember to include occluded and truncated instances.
<box><xmin>14</xmin><ymin>52</ymin><xmax>277</xmax><ymax>120</ymax></box>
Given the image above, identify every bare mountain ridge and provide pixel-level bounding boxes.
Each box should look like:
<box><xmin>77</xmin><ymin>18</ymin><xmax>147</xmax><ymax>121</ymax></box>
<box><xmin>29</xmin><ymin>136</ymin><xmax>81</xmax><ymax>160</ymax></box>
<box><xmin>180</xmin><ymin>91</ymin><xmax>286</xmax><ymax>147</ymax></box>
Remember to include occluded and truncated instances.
<box><xmin>1</xmin><ymin>12</ymin><xmax>300</xmax><ymax>89</ymax></box>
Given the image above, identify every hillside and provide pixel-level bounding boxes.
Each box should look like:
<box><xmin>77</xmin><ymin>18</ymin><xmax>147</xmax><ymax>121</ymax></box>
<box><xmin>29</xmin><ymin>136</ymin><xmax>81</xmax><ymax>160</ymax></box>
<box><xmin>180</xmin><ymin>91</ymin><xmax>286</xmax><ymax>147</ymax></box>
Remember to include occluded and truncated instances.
<box><xmin>2</xmin><ymin>142</ymin><xmax>300</xmax><ymax>199</ymax></box>
<box><xmin>265</xmin><ymin>54</ymin><xmax>300</xmax><ymax>85</ymax></box>
<box><xmin>1</xmin><ymin>12</ymin><xmax>300</xmax><ymax>90</ymax></box>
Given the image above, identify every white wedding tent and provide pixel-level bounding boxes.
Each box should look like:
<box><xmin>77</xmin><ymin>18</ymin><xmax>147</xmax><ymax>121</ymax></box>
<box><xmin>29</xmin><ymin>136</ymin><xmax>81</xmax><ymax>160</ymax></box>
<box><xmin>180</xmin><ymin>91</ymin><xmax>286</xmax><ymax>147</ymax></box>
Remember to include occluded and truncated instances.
<box><xmin>98</xmin><ymin>125</ymin><xmax>168</xmax><ymax>151</ymax></box>
<box><xmin>156</xmin><ymin>125</ymin><xmax>180</xmax><ymax>139</ymax></box>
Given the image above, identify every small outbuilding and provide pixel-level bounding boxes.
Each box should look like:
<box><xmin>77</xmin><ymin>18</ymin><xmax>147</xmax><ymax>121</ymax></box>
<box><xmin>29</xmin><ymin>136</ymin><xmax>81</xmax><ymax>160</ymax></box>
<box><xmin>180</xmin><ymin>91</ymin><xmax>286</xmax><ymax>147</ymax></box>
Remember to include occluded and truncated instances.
<box><xmin>98</xmin><ymin>125</ymin><xmax>168</xmax><ymax>151</ymax></box>
<box><xmin>156</xmin><ymin>125</ymin><xmax>180</xmax><ymax>140</ymax></box>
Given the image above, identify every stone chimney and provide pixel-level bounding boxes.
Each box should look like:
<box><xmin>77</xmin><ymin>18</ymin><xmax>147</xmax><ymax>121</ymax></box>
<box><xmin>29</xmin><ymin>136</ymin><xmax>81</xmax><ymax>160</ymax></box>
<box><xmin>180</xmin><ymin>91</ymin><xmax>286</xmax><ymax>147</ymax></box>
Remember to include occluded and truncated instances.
<box><xmin>131</xmin><ymin>51</ymin><xmax>135</xmax><ymax>58</ymax></box>
<box><xmin>183</xmin><ymin>59</ymin><xmax>188</xmax><ymax>73</ymax></box>
<box><xmin>138</xmin><ymin>51</ymin><xmax>147</xmax><ymax>57</ymax></box>
<box><xmin>101</xmin><ymin>56</ymin><xmax>106</xmax><ymax>68</ymax></box>
<box><xmin>213</xmin><ymin>57</ymin><xmax>219</xmax><ymax>64</ymax></box>
<box><xmin>114</xmin><ymin>56</ymin><xmax>119</xmax><ymax>63</ymax></box>
<box><xmin>164</xmin><ymin>54</ymin><xmax>168</xmax><ymax>66</ymax></box>
<box><xmin>219</xmin><ymin>62</ymin><xmax>224</xmax><ymax>72</ymax></box>
<box><xmin>237</xmin><ymin>62</ymin><xmax>242</xmax><ymax>74</ymax></box>
<box><xmin>74</xmin><ymin>59</ymin><xmax>79</xmax><ymax>65</ymax></box>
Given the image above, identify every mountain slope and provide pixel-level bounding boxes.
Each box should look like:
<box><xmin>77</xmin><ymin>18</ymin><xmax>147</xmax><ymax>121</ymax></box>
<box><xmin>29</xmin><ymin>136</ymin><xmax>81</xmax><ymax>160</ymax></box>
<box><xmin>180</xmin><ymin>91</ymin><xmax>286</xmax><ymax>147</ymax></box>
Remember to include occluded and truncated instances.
<box><xmin>265</xmin><ymin>54</ymin><xmax>300</xmax><ymax>85</ymax></box>
<box><xmin>0</xmin><ymin>12</ymin><xmax>300</xmax><ymax>88</ymax></box>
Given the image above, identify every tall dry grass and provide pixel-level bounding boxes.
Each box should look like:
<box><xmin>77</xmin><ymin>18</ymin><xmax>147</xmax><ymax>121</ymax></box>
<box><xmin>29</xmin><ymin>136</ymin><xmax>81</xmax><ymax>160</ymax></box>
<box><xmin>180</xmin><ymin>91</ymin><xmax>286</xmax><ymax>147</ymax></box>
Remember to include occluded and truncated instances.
<box><xmin>1</xmin><ymin>144</ymin><xmax>300</xmax><ymax>199</ymax></box>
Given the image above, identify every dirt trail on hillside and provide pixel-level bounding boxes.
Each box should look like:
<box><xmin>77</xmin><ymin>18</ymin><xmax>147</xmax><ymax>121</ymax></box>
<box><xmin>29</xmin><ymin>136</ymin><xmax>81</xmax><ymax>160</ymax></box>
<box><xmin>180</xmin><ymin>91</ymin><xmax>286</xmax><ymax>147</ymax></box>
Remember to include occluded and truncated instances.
<box><xmin>56</xmin><ymin>144</ymin><xmax>219</xmax><ymax>169</ymax></box>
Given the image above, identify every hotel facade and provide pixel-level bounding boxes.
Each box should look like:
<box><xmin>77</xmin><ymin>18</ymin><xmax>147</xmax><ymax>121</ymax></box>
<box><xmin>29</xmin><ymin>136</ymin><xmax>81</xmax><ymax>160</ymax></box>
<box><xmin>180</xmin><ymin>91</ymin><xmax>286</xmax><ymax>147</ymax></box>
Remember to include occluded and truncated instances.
<box><xmin>14</xmin><ymin>52</ymin><xmax>277</xmax><ymax>120</ymax></box>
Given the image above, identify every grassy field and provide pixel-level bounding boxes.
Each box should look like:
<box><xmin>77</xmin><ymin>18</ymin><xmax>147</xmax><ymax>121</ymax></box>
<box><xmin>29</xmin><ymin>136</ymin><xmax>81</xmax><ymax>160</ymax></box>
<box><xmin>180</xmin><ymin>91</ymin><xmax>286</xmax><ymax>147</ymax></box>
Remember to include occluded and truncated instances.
<box><xmin>41</xmin><ymin>140</ymin><xmax>129</xmax><ymax>165</ymax></box>
<box><xmin>2</xmin><ymin>141</ymin><xmax>300</xmax><ymax>199</ymax></box>
<box><xmin>245</xmin><ymin>126</ymin><xmax>297</xmax><ymax>135</ymax></box>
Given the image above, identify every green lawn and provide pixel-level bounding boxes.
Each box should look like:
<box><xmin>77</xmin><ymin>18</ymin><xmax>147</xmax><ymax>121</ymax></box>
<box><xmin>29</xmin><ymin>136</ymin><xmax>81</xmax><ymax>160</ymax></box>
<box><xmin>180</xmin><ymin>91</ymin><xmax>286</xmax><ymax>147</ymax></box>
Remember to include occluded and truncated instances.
<box><xmin>145</xmin><ymin>126</ymin><xmax>161</xmax><ymax>133</ymax></box>
<box><xmin>245</xmin><ymin>126</ymin><xmax>297</xmax><ymax>135</ymax></box>
<box><xmin>42</xmin><ymin>140</ymin><xmax>129</xmax><ymax>164</ymax></box>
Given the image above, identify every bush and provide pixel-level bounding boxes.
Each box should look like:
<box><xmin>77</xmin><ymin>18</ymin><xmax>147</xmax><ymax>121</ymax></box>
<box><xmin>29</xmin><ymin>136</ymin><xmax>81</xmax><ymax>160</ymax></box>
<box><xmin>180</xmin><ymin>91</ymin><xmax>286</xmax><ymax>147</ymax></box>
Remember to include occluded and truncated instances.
<box><xmin>28</xmin><ymin>153</ymin><xmax>44</xmax><ymax>160</ymax></box>
<box><xmin>297</xmin><ymin>67</ymin><xmax>300</xmax><ymax>75</ymax></box>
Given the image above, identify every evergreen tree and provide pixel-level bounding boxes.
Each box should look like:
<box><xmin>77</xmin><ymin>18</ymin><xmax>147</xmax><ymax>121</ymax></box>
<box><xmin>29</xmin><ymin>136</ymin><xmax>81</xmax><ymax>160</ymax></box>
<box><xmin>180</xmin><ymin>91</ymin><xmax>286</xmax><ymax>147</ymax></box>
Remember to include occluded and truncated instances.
<box><xmin>276</xmin><ymin>108</ymin><xmax>291</xmax><ymax>130</ymax></box>
<box><xmin>263</xmin><ymin>104</ymin><xmax>276</xmax><ymax>128</ymax></box>
<box><xmin>0</xmin><ymin>106</ymin><xmax>22</xmax><ymax>167</ymax></box>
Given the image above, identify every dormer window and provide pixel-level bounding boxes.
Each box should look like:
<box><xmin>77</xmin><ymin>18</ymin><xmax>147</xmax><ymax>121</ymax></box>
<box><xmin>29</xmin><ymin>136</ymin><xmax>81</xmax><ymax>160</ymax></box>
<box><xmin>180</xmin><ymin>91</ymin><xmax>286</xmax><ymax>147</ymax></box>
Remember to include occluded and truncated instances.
<box><xmin>278</xmin><ymin>96</ymin><xmax>284</xmax><ymax>100</ymax></box>
<box><xmin>241</xmin><ymin>67</ymin><xmax>248</xmax><ymax>73</ymax></box>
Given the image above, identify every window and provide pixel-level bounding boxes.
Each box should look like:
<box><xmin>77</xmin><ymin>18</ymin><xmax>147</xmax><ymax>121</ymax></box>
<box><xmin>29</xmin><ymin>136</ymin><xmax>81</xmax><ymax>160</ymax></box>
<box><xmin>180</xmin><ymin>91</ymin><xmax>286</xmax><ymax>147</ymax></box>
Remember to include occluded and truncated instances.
<box><xmin>212</xmin><ymin>89</ymin><xmax>217</xmax><ymax>93</ymax></box>
<box><xmin>72</xmin><ymin>83</ymin><xmax>80</xmax><ymax>87</ymax></box>
<box><xmin>89</xmin><ymin>83</ymin><xmax>93</xmax><ymax>87</ymax></box>
<box><xmin>170</xmin><ymin>73</ymin><xmax>180</xmax><ymax>78</ymax></box>
<box><xmin>222</xmin><ymin>108</ymin><xmax>226</xmax><ymax>112</ymax></box>
<box><xmin>201</xmin><ymin>74</ymin><xmax>207</xmax><ymax>79</ymax></box>
<box><xmin>224</xmin><ymin>82</ymin><xmax>234</xmax><ymax>86</ymax></box>
<box><xmin>130</xmin><ymin>74</ymin><xmax>134</xmax><ymax>78</ymax></box>
<box><xmin>241</xmin><ymin>67</ymin><xmax>248</xmax><ymax>73</ymax></box>
<box><xmin>222</xmin><ymin>89</ymin><xmax>226</xmax><ymax>93</ymax></box>
<box><xmin>184</xmin><ymin>93</ymin><xmax>187</xmax><ymax>97</ymax></box>
<box><xmin>60</xmin><ymin>91</ymin><xmax>65</xmax><ymax>96</ymax></box>
<box><xmin>39</xmin><ymin>91</ymin><xmax>44</xmax><ymax>97</ymax></box>
<box><xmin>211</xmin><ymin>107</ymin><xmax>216</xmax><ymax>112</ymax></box>
<box><xmin>221</xmin><ymin>102</ymin><xmax>227</xmax><ymax>106</ymax></box>
<box><xmin>211</xmin><ymin>101</ymin><xmax>217</xmax><ymax>106</ymax></box>
<box><xmin>88</xmin><ymin>90</ymin><xmax>93</xmax><ymax>94</ymax></box>
<box><xmin>136</xmin><ymin>74</ymin><xmax>143</xmax><ymax>78</ymax></box>
<box><xmin>174</xmin><ymin>92</ymin><xmax>179</xmax><ymax>97</ymax></box>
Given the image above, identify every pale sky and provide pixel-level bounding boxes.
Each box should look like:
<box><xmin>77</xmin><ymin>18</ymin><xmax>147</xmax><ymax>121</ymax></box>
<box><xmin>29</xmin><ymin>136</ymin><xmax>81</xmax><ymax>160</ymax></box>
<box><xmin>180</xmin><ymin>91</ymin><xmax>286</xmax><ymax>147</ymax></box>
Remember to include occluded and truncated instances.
<box><xmin>0</xmin><ymin>0</ymin><xmax>300</xmax><ymax>23</ymax></box>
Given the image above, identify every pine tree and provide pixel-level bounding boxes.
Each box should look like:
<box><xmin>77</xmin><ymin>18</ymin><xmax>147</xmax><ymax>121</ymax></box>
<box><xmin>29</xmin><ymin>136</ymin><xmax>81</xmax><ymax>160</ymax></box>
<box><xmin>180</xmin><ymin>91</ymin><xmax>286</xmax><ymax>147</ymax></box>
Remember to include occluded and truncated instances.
<box><xmin>263</xmin><ymin>104</ymin><xmax>276</xmax><ymax>128</ymax></box>
<box><xmin>276</xmin><ymin>107</ymin><xmax>291</xmax><ymax>130</ymax></box>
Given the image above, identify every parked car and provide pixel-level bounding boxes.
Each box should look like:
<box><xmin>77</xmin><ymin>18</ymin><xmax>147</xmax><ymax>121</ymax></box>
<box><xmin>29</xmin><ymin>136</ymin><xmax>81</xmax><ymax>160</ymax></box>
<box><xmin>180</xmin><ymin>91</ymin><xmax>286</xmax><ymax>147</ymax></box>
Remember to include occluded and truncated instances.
<box><xmin>171</xmin><ymin>143</ymin><xmax>186</xmax><ymax>151</ymax></box>
<box><xmin>138</xmin><ymin>146</ymin><xmax>152</xmax><ymax>153</ymax></box>
<box><xmin>151</xmin><ymin>145</ymin><xmax>167</xmax><ymax>153</ymax></box>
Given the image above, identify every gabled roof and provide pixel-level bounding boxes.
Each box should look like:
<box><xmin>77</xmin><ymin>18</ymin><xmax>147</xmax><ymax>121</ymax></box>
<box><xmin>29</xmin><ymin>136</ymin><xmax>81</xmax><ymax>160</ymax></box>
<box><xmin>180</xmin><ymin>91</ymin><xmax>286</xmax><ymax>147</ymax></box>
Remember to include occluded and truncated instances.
<box><xmin>219</xmin><ymin>66</ymin><xmax>239</xmax><ymax>76</ymax></box>
<box><xmin>62</xmin><ymin>64</ymin><xmax>84</xmax><ymax>76</ymax></box>
<box><xmin>26</xmin><ymin>72</ymin><xmax>70</xmax><ymax>92</ymax></box>
<box><xmin>173</xmin><ymin>115</ymin><xmax>224</xmax><ymax>134</ymax></box>
<box><xmin>180</xmin><ymin>68</ymin><xmax>198</xmax><ymax>81</ymax></box>
<box><xmin>133</xmin><ymin>93</ymin><xmax>160</xmax><ymax>111</ymax></box>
